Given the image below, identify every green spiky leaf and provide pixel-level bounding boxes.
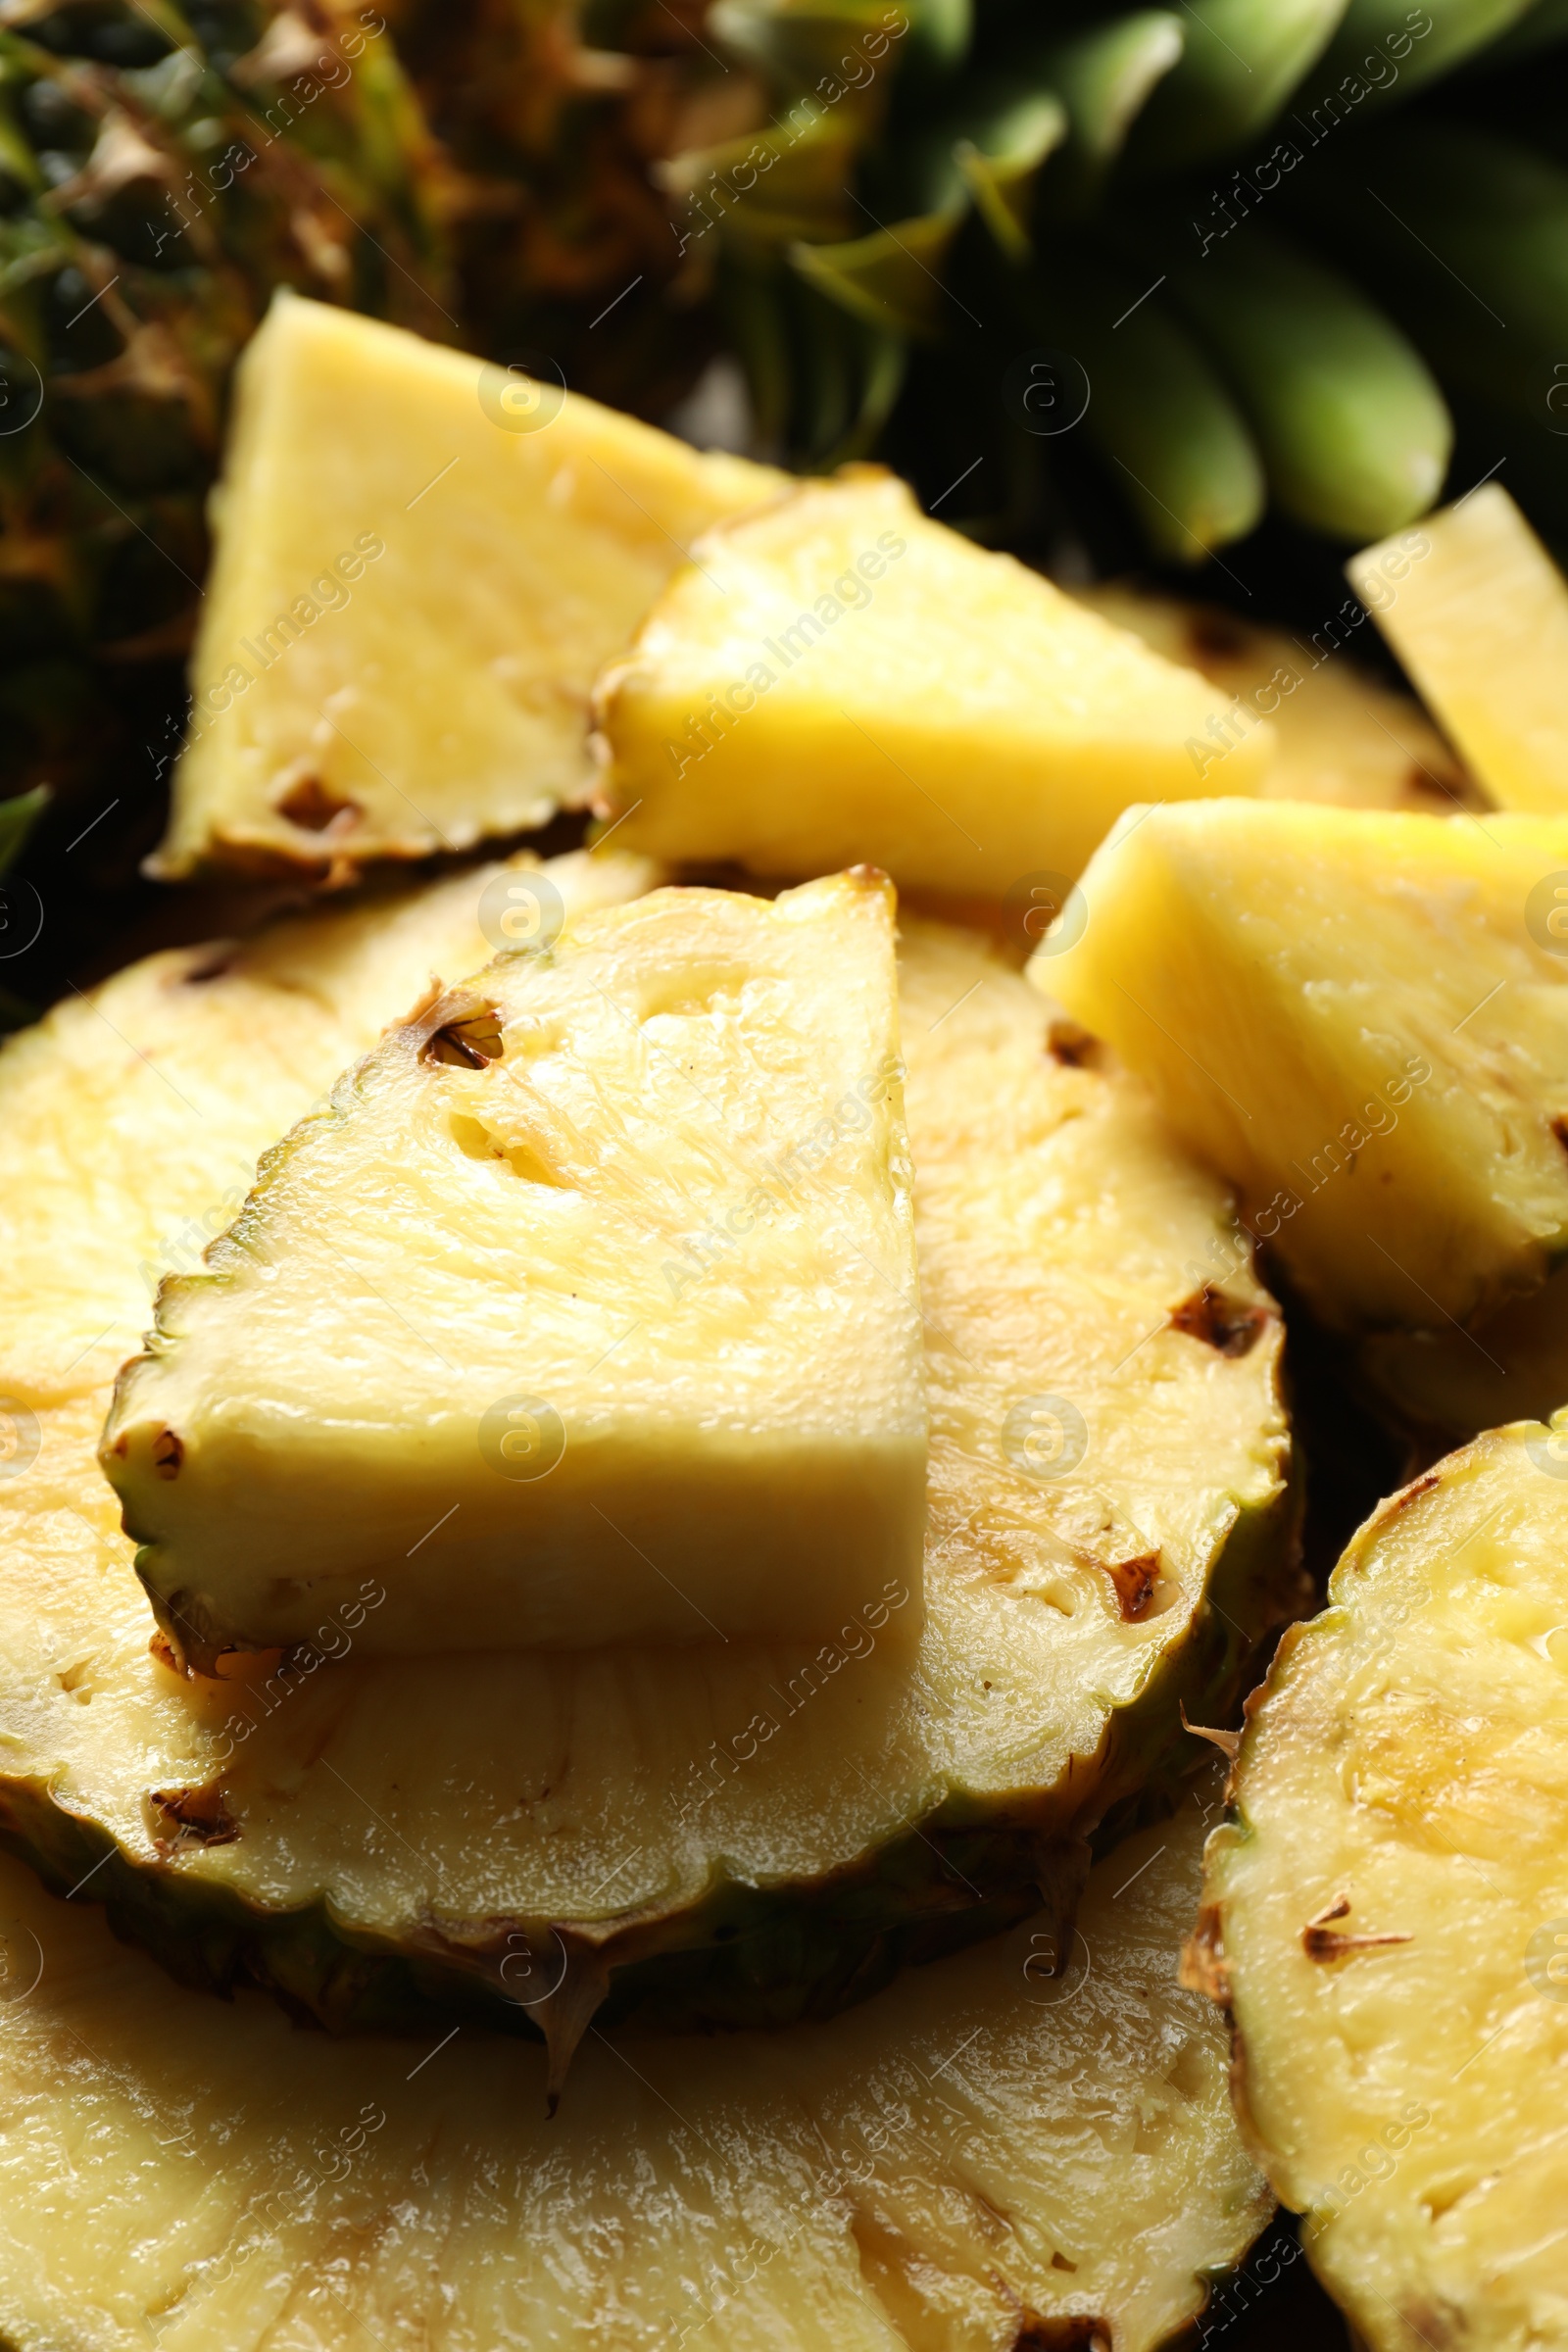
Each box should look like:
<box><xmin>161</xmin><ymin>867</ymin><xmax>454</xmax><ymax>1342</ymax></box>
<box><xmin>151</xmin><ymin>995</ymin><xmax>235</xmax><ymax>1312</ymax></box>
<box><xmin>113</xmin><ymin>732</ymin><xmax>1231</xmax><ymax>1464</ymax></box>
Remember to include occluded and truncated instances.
<box><xmin>1166</xmin><ymin>221</ymin><xmax>1452</xmax><ymax>538</ymax></box>
<box><xmin>790</xmin><ymin>203</ymin><xmax>965</xmax><ymax>338</ymax></box>
<box><xmin>1121</xmin><ymin>0</ymin><xmax>1348</xmax><ymax>171</ymax></box>
<box><xmin>1304</xmin><ymin>0</ymin><xmax>1541</xmax><ymax>104</ymax></box>
<box><xmin>0</xmin><ymin>782</ymin><xmax>46</xmax><ymax>875</ymax></box>
<box><xmin>1034</xmin><ymin>10</ymin><xmax>1185</xmax><ymax>213</ymax></box>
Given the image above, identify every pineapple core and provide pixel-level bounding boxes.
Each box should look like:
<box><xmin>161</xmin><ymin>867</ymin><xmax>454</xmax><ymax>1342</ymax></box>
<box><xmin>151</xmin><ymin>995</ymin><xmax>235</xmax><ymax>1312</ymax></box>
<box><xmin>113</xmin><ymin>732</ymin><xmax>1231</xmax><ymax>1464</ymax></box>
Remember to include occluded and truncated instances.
<box><xmin>591</xmin><ymin>470</ymin><xmax>1273</xmax><ymax>895</ymax></box>
<box><xmin>101</xmin><ymin>872</ymin><xmax>927</xmax><ymax>1666</ymax></box>
<box><xmin>1045</xmin><ymin>799</ymin><xmax>1568</xmax><ymax>1331</ymax></box>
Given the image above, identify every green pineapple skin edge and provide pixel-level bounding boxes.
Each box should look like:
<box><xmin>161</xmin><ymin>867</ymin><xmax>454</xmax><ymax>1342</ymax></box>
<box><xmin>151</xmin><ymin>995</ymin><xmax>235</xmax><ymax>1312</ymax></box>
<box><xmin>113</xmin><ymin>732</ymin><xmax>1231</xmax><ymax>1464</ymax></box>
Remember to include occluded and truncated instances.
<box><xmin>0</xmin><ymin>1456</ymin><xmax>1297</xmax><ymax>2044</ymax></box>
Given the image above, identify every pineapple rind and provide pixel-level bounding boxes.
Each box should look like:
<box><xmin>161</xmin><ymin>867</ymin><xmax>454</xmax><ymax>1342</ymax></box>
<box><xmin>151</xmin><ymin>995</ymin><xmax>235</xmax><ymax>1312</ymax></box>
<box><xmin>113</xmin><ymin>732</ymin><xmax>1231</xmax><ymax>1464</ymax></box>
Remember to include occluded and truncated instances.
<box><xmin>0</xmin><ymin>1785</ymin><xmax>1269</xmax><ymax>2351</ymax></box>
<box><xmin>1046</xmin><ymin>799</ymin><xmax>1568</xmax><ymax>1330</ymax></box>
<box><xmin>1200</xmin><ymin>1416</ymin><xmax>1568</xmax><ymax>2352</ymax></box>
<box><xmin>0</xmin><ymin>889</ymin><xmax>1296</xmax><ymax>2034</ymax></box>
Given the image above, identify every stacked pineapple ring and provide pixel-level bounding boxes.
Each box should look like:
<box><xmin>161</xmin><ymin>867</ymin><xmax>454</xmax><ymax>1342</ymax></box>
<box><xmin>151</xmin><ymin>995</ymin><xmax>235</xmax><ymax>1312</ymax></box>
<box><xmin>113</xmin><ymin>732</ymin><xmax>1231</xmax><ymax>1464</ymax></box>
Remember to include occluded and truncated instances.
<box><xmin>0</xmin><ymin>845</ymin><xmax>1291</xmax><ymax>2344</ymax></box>
<box><xmin>9</xmin><ymin>293</ymin><xmax>1568</xmax><ymax>2349</ymax></box>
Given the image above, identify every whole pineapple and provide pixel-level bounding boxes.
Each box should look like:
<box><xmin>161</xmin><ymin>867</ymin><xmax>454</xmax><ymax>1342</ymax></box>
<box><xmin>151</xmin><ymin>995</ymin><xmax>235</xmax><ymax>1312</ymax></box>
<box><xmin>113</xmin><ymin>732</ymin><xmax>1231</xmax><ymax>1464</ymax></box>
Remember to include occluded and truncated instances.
<box><xmin>384</xmin><ymin>0</ymin><xmax>721</xmax><ymax>420</ymax></box>
<box><xmin>674</xmin><ymin>0</ymin><xmax>1568</xmax><ymax>566</ymax></box>
<box><xmin>0</xmin><ymin>0</ymin><xmax>453</xmax><ymax>664</ymax></box>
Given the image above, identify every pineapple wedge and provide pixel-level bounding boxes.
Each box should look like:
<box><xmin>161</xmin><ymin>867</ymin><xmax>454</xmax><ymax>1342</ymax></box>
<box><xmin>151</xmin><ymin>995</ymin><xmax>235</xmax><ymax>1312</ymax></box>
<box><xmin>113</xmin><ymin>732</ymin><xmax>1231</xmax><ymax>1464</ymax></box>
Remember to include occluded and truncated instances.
<box><xmin>1194</xmin><ymin>1417</ymin><xmax>1568</xmax><ymax>2352</ymax></box>
<box><xmin>152</xmin><ymin>293</ymin><xmax>780</xmax><ymax>880</ymax></box>
<box><xmin>1045</xmin><ymin>800</ymin><xmax>1568</xmax><ymax>1330</ymax></box>
<box><xmin>0</xmin><ymin>848</ymin><xmax>656</xmax><ymax>1413</ymax></box>
<box><xmin>1079</xmin><ymin>581</ymin><xmax>1472</xmax><ymax>811</ymax></box>
<box><xmin>1350</xmin><ymin>484</ymin><xmax>1568</xmax><ymax>814</ymax></box>
<box><xmin>103</xmin><ymin>872</ymin><xmax>926</xmax><ymax>1662</ymax></box>
<box><xmin>591</xmin><ymin>469</ymin><xmax>1274</xmax><ymax>894</ymax></box>
<box><xmin>0</xmin><ymin>1788</ymin><xmax>1268</xmax><ymax>2352</ymax></box>
<box><xmin>0</xmin><ymin>898</ymin><xmax>1293</xmax><ymax>2047</ymax></box>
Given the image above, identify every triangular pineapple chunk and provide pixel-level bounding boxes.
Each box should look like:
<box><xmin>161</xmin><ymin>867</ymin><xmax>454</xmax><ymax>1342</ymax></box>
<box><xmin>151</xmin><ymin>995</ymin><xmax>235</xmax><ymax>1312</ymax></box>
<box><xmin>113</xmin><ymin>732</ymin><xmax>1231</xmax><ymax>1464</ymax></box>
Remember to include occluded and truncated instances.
<box><xmin>1350</xmin><ymin>485</ymin><xmax>1568</xmax><ymax>813</ymax></box>
<box><xmin>102</xmin><ymin>871</ymin><xmax>927</xmax><ymax>1663</ymax></box>
<box><xmin>1045</xmin><ymin>799</ymin><xmax>1568</xmax><ymax>1330</ymax></box>
<box><xmin>591</xmin><ymin>468</ymin><xmax>1274</xmax><ymax>893</ymax></box>
<box><xmin>153</xmin><ymin>293</ymin><xmax>780</xmax><ymax>880</ymax></box>
<box><xmin>0</xmin><ymin>847</ymin><xmax>656</xmax><ymax>1413</ymax></box>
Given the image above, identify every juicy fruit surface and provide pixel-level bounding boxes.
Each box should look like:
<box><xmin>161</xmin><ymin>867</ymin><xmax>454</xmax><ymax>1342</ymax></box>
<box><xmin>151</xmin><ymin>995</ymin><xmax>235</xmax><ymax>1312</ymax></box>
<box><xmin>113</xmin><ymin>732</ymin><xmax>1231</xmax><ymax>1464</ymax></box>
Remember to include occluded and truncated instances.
<box><xmin>1200</xmin><ymin>1418</ymin><xmax>1568</xmax><ymax>2352</ymax></box>
<box><xmin>1352</xmin><ymin>486</ymin><xmax>1568</xmax><ymax>816</ymax></box>
<box><xmin>1078</xmin><ymin>583</ymin><xmax>1471</xmax><ymax>812</ymax></box>
<box><xmin>592</xmin><ymin>470</ymin><xmax>1273</xmax><ymax>894</ymax></box>
<box><xmin>0</xmin><ymin>901</ymin><xmax>1293</xmax><ymax>2039</ymax></box>
<box><xmin>0</xmin><ymin>1788</ymin><xmax>1268</xmax><ymax>2352</ymax></box>
<box><xmin>1047</xmin><ymin>800</ymin><xmax>1568</xmax><ymax>1330</ymax></box>
<box><xmin>0</xmin><ymin>849</ymin><xmax>656</xmax><ymax>1412</ymax></box>
<box><xmin>105</xmin><ymin>874</ymin><xmax>927</xmax><ymax>1659</ymax></box>
<box><xmin>155</xmin><ymin>295</ymin><xmax>780</xmax><ymax>879</ymax></box>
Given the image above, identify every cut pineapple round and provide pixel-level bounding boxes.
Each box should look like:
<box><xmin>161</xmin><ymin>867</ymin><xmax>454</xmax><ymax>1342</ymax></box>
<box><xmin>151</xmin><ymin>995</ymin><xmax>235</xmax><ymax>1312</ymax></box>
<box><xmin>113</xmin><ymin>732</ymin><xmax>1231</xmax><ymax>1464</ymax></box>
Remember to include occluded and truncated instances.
<box><xmin>1194</xmin><ymin>1416</ymin><xmax>1568</xmax><ymax>2350</ymax></box>
<box><xmin>0</xmin><ymin>1782</ymin><xmax>1269</xmax><ymax>2352</ymax></box>
<box><xmin>0</xmin><ymin>891</ymin><xmax>1295</xmax><ymax>2071</ymax></box>
<box><xmin>1076</xmin><ymin>582</ymin><xmax>1472</xmax><ymax>813</ymax></box>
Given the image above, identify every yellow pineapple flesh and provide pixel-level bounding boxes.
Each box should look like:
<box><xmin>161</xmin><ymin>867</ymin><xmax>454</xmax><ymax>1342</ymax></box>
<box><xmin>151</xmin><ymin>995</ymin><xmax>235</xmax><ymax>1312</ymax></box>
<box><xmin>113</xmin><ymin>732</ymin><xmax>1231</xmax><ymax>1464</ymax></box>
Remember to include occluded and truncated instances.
<box><xmin>1350</xmin><ymin>485</ymin><xmax>1568</xmax><ymax>816</ymax></box>
<box><xmin>1045</xmin><ymin>799</ymin><xmax>1568</xmax><ymax>1330</ymax></box>
<box><xmin>102</xmin><ymin>872</ymin><xmax>927</xmax><ymax>1660</ymax></box>
<box><xmin>1199</xmin><ymin>1416</ymin><xmax>1568</xmax><ymax>2352</ymax></box>
<box><xmin>0</xmin><ymin>850</ymin><xmax>656</xmax><ymax>1413</ymax></box>
<box><xmin>591</xmin><ymin>469</ymin><xmax>1274</xmax><ymax>895</ymax></box>
<box><xmin>154</xmin><ymin>295</ymin><xmax>780</xmax><ymax>880</ymax></box>
<box><xmin>0</xmin><ymin>1787</ymin><xmax>1267</xmax><ymax>2350</ymax></box>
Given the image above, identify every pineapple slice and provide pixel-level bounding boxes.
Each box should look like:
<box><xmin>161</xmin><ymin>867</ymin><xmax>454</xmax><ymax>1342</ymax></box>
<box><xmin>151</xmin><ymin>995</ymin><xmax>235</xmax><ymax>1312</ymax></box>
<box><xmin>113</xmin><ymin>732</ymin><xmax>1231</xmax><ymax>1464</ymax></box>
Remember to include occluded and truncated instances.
<box><xmin>1350</xmin><ymin>484</ymin><xmax>1568</xmax><ymax>815</ymax></box>
<box><xmin>591</xmin><ymin>469</ymin><xmax>1274</xmax><ymax>894</ymax></box>
<box><xmin>1045</xmin><ymin>799</ymin><xmax>1568</xmax><ymax>1330</ymax></box>
<box><xmin>1078</xmin><ymin>581</ymin><xmax>1473</xmax><ymax>811</ymax></box>
<box><xmin>103</xmin><ymin>873</ymin><xmax>926</xmax><ymax>1661</ymax></box>
<box><xmin>1194</xmin><ymin>1417</ymin><xmax>1568</xmax><ymax>2352</ymax></box>
<box><xmin>0</xmin><ymin>1787</ymin><xmax>1268</xmax><ymax>2352</ymax></box>
<box><xmin>0</xmin><ymin>847</ymin><xmax>656</xmax><ymax>1412</ymax></box>
<box><xmin>153</xmin><ymin>293</ymin><xmax>780</xmax><ymax>880</ymax></box>
<box><xmin>0</xmin><ymin>899</ymin><xmax>1294</xmax><ymax>2049</ymax></box>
